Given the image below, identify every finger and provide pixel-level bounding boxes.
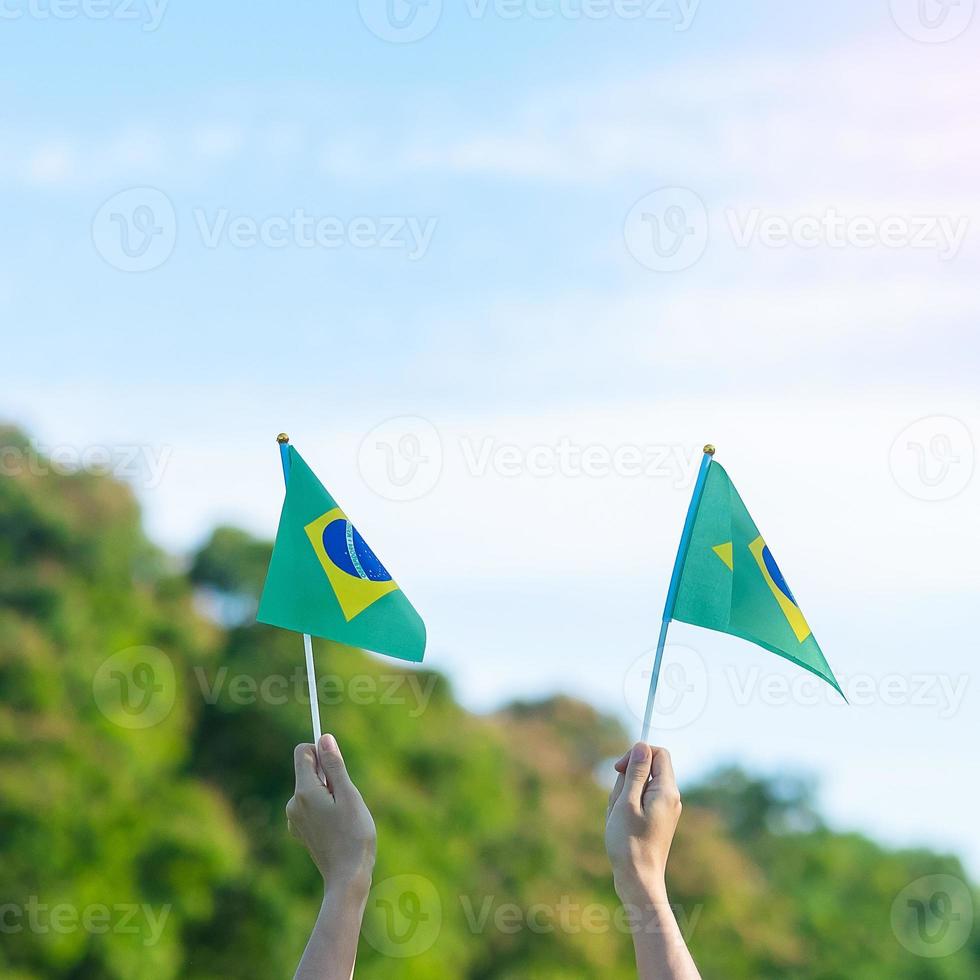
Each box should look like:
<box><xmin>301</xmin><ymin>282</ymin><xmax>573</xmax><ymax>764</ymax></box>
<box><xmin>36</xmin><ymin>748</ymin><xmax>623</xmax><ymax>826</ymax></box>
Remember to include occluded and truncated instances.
<box><xmin>318</xmin><ymin>733</ymin><xmax>352</xmax><ymax>797</ymax></box>
<box><xmin>647</xmin><ymin>746</ymin><xmax>676</xmax><ymax>787</ymax></box>
<box><xmin>293</xmin><ymin>743</ymin><xmax>322</xmax><ymax>795</ymax></box>
<box><xmin>625</xmin><ymin>742</ymin><xmax>653</xmax><ymax>806</ymax></box>
<box><xmin>645</xmin><ymin>746</ymin><xmax>679</xmax><ymax>800</ymax></box>
<box><xmin>613</xmin><ymin>749</ymin><xmax>631</xmax><ymax>774</ymax></box>
<box><xmin>285</xmin><ymin>796</ymin><xmax>300</xmax><ymax>837</ymax></box>
<box><xmin>607</xmin><ymin>769</ymin><xmax>626</xmax><ymax>816</ymax></box>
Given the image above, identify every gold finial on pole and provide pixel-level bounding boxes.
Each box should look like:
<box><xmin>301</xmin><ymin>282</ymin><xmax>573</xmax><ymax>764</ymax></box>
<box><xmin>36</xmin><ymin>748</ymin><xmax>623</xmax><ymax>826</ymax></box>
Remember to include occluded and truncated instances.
<box><xmin>277</xmin><ymin>432</ymin><xmax>290</xmax><ymax>444</ymax></box>
<box><xmin>703</xmin><ymin>444</ymin><xmax>716</xmax><ymax>456</ymax></box>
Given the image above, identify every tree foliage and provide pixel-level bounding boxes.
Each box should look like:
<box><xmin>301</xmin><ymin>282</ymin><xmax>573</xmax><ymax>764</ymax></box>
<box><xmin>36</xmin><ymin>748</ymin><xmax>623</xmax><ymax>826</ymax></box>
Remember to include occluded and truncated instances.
<box><xmin>1</xmin><ymin>428</ymin><xmax>976</xmax><ymax>978</ymax></box>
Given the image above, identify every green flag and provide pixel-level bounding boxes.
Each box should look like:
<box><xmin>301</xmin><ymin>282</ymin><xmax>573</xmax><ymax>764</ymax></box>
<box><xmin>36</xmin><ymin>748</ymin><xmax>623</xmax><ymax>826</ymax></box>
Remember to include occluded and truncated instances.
<box><xmin>257</xmin><ymin>446</ymin><xmax>426</xmax><ymax>662</ymax></box>
<box><xmin>671</xmin><ymin>459</ymin><xmax>842</xmax><ymax>697</ymax></box>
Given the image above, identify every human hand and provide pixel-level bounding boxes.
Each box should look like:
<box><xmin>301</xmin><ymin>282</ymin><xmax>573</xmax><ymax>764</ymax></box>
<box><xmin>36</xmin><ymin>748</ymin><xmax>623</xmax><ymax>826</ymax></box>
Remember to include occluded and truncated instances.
<box><xmin>286</xmin><ymin>734</ymin><xmax>377</xmax><ymax>892</ymax></box>
<box><xmin>605</xmin><ymin>742</ymin><xmax>682</xmax><ymax>902</ymax></box>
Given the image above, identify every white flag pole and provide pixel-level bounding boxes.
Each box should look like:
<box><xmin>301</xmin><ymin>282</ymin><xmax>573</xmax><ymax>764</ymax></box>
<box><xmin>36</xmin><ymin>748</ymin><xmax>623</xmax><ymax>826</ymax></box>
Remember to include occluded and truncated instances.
<box><xmin>302</xmin><ymin>632</ymin><xmax>323</xmax><ymax>745</ymax></box>
<box><xmin>640</xmin><ymin>443</ymin><xmax>715</xmax><ymax>744</ymax></box>
<box><xmin>278</xmin><ymin>433</ymin><xmax>322</xmax><ymax>747</ymax></box>
<box><xmin>640</xmin><ymin>619</ymin><xmax>671</xmax><ymax>746</ymax></box>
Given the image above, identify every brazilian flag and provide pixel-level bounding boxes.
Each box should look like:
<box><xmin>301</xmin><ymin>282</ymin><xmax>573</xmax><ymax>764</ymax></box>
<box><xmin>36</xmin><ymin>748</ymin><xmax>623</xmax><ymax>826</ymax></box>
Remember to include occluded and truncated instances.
<box><xmin>257</xmin><ymin>446</ymin><xmax>425</xmax><ymax>663</ymax></box>
<box><xmin>672</xmin><ymin>459</ymin><xmax>842</xmax><ymax>697</ymax></box>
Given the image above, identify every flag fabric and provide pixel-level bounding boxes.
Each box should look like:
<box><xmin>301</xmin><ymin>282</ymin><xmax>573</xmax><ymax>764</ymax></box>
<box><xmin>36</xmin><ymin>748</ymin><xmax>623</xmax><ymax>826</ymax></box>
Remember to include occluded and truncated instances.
<box><xmin>671</xmin><ymin>459</ymin><xmax>842</xmax><ymax>697</ymax></box>
<box><xmin>257</xmin><ymin>446</ymin><xmax>426</xmax><ymax>662</ymax></box>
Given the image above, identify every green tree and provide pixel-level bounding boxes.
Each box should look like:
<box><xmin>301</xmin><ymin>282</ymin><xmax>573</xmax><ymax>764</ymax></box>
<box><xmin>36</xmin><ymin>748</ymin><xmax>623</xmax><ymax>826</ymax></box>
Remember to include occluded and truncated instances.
<box><xmin>1</xmin><ymin>426</ymin><xmax>977</xmax><ymax>979</ymax></box>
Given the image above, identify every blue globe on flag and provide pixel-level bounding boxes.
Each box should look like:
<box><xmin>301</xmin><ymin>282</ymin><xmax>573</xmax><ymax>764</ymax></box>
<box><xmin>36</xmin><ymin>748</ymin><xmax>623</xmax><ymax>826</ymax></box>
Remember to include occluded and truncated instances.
<box><xmin>322</xmin><ymin>518</ymin><xmax>393</xmax><ymax>583</ymax></box>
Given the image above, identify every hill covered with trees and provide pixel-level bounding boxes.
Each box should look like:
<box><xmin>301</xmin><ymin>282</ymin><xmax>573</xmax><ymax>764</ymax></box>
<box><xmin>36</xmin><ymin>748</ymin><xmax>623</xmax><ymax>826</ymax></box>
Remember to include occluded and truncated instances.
<box><xmin>1</xmin><ymin>426</ymin><xmax>976</xmax><ymax>978</ymax></box>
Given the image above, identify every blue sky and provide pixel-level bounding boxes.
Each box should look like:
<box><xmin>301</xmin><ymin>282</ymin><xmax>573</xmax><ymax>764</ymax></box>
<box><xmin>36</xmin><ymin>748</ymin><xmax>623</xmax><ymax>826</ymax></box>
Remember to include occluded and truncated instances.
<box><xmin>3</xmin><ymin>0</ymin><xmax>979</xmax><ymax>877</ymax></box>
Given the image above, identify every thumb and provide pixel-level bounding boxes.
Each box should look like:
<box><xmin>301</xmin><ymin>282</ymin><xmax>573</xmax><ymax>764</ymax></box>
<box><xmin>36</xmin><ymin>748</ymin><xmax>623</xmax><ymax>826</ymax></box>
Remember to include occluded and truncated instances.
<box><xmin>625</xmin><ymin>742</ymin><xmax>653</xmax><ymax>805</ymax></box>
<box><xmin>318</xmin><ymin>733</ymin><xmax>352</xmax><ymax>796</ymax></box>
<box><xmin>293</xmin><ymin>743</ymin><xmax>323</xmax><ymax>795</ymax></box>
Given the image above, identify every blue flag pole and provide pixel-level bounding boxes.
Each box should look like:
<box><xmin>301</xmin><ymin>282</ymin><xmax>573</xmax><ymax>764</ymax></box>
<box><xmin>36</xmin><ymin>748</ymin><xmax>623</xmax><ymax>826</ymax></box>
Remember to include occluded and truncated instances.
<box><xmin>278</xmin><ymin>433</ymin><xmax>323</xmax><ymax>748</ymax></box>
<box><xmin>640</xmin><ymin>444</ymin><xmax>715</xmax><ymax>744</ymax></box>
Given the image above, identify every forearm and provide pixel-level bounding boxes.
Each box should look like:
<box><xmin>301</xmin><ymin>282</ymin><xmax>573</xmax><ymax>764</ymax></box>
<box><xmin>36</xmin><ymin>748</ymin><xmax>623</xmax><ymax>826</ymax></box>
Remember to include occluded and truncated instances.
<box><xmin>617</xmin><ymin>876</ymin><xmax>701</xmax><ymax>980</ymax></box>
<box><xmin>294</xmin><ymin>877</ymin><xmax>371</xmax><ymax>980</ymax></box>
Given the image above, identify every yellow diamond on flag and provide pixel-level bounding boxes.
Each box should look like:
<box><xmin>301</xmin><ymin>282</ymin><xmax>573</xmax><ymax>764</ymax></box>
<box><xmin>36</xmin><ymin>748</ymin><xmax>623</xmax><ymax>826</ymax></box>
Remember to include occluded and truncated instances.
<box><xmin>748</xmin><ymin>535</ymin><xmax>811</xmax><ymax>643</ymax></box>
<box><xmin>712</xmin><ymin>541</ymin><xmax>734</xmax><ymax>570</ymax></box>
<box><xmin>304</xmin><ymin>508</ymin><xmax>400</xmax><ymax>622</ymax></box>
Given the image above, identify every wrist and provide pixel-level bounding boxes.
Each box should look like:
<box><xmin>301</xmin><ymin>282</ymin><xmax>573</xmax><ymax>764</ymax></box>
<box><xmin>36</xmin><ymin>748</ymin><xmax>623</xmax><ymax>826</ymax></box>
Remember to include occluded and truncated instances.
<box><xmin>323</xmin><ymin>865</ymin><xmax>374</xmax><ymax>902</ymax></box>
<box><xmin>613</xmin><ymin>869</ymin><xmax>668</xmax><ymax>907</ymax></box>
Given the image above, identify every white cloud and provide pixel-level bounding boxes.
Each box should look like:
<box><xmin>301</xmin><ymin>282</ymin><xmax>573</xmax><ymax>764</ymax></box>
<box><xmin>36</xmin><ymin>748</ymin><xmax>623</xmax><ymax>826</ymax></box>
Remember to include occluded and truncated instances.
<box><xmin>191</xmin><ymin>124</ymin><xmax>245</xmax><ymax>161</ymax></box>
<box><xmin>405</xmin><ymin>274</ymin><xmax>978</xmax><ymax>405</ymax></box>
<box><xmin>9</xmin><ymin>387</ymin><xmax>974</xmax><ymax>594</ymax></box>
<box><xmin>26</xmin><ymin>140</ymin><xmax>76</xmax><ymax>185</ymax></box>
<box><xmin>6</xmin><ymin>36</ymin><xmax>978</xmax><ymax>196</ymax></box>
<box><xmin>398</xmin><ymin>43</ymin><xmax>980</xmax><ymax>189</ymax></box>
